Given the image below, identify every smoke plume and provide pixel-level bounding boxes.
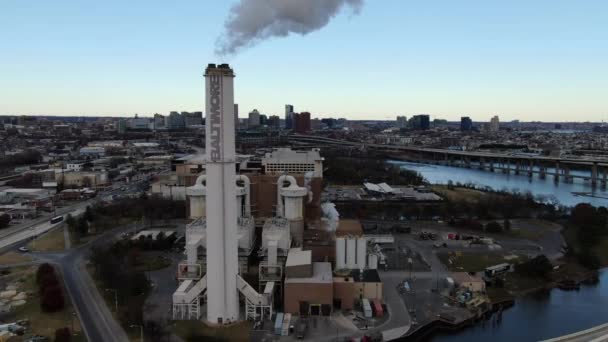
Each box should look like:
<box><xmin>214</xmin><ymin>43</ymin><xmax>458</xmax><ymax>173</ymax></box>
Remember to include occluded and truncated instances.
<box><xmin>215</xmin><ymin>0</ymin><xmax>364</xmax><ymax>56</ymax></box>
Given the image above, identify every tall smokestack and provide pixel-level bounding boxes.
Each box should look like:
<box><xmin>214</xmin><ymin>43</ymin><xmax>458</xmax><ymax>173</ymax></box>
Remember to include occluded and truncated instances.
<box><xmin>204</xmin><ymin>63</ymin><xmax>239</xmax><ymax>324</ymax></box>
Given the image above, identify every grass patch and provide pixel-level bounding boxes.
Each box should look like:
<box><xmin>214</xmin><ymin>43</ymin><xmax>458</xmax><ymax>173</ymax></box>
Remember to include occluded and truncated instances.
<box><xmin>506</xmin><ymin>219</ymin><xmax>561</xmax><ymax>241</ymax></box>
<box><xmin>27</xmin><ymin>226</ymin><xmax>66</xmax><ymax>252</ymax></box>
<box><xmin>431</xmin><ymin>185</ymin><xmax>484</xmax><ymax>203</ymax></box>
<box><xmin>7</xmin><ymin>266</ymin><xmax>85</xmax><ymax>341</ymax></box>
<box><xmin>438</xmin><ymin>252</ymin><xmax>515</xmax><ymax>272</ymax></box>
<box><xmin>172</xmin><ymin>320</ymin><xmax>251</xmax><ymax>342</ymax></box>
<box><xmin>132</xmin><ymin>255</ymin><xmax>172</xmax><ymax>272</ymax></box>
<box><xmin>0</xmin><ymin>251</ymin><xmax>32</xmax><ymax>265</ymax></box>
<box><xmin>503</xmin><ymin>272</ymin><xmax>548</xmax><ymax>294</ymax></box>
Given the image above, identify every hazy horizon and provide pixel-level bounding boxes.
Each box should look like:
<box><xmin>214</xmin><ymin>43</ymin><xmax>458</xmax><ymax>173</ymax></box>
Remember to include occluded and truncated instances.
<box><xmin>2</xmin><ymin>1</ymin><xmax>607</xmax><ymax>121</ymax></box>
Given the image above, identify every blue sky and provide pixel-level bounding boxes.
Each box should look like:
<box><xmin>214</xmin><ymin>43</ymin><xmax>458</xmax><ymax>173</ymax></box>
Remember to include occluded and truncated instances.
<box><xmin>1</xmin><ymin>0</ymin><xmax>607</xmax><ymax>121</ymax></box>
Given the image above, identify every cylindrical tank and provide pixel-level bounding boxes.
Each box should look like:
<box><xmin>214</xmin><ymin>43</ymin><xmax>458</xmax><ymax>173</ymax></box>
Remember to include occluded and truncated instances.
<box><xmin>356</xmin><ymin>237</ymin><xmax>367</xmax><ymax>269</ymax></box>
<box><xmin>336</xmin><ymin>237</ymin><xmax>346</xmax><ymax>269</ymax></box>
<box><xmin>281</xmin><ymin>183</ymin><xmax>307</xmax><ymax>220</ymax></box>
<box><xmin>346</xmin><ymin>238</ymin><xmax>356</xmax><ymax>269</ymax></box>
<box><xmin>368</xmin><ymin>254</ymin><xmax>378</xmax><ymax>270</ymax></box>
<box><xmin>189</xmin><ymin>196</ymin><xmax>206</xmax><ymax>218</ymax></box>
<box><xmin>186</xmin><ymin>175</ymin><xmax>207</xmax><ymax>219</ymax></box>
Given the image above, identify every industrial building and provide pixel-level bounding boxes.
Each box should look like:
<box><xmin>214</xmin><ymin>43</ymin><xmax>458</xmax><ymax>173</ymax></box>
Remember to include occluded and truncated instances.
<box><xmin>171</xmin><ymin>64</ymin><xmax>386</xmax><ymax>328</ymax></box>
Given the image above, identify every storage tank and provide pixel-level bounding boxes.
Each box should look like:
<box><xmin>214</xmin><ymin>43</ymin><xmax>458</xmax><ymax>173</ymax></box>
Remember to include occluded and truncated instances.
<box><xmin>356</xmin><ymin>237</ymin><xmax>367</xmax><ymax>269</ymax></box>
<box><xmin>335</xmin><ymin>237</ymin><xmax>346</xmax><ymax>269</ymax></box>
<box><xmin>368</xmin><ymin>254</ymin><xmax>378</xmax><ymax>270</ymax></box>
<box><xmin>282</xmin><ymin>186</ymin><xmax>307</xmax><ymax>220</ymax></box>
<box><xmin>346</xmin><ymin>238</ymin><xmax>356</xmax><ymax>269</ymax></box>
<box><xmin>186</xmin><ymin>176</ymin><xmax>206</xmax><ymax>219</ymax></box>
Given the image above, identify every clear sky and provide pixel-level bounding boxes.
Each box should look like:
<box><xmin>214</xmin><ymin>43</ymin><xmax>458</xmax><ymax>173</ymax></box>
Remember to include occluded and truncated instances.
<box><xmin>1</xmin><ymin>0</ymin><xmax>607</xmax><ymax>122</ymax></box>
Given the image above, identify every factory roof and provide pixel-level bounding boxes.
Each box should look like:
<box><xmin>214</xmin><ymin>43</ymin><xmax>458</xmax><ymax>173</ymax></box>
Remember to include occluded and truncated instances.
<box><xmin>336</xmin><ymin>219</ymin><xmax>363</xmax><ymax>237</ymax></box>
<box><xmin>285</xmin><ymin>248</ymin><xmax>311</xmax><ymax>267</ymax></box>
<box><xmin>285</xmin><ymin>262</ymin><xmax>333</xmax><ymax>284</ymax></box>
<box><xmin>350</xmin><ymin>269</ymin><xmax>381</xmax><ymax>283</ymax></box>
<box><xmin>363</xmin><ymin>182</ymin><xmax>395</xmax><ymax>194</ymax></box>
<box><xmin>262</xmin><ymin>148</ymin><xmax>323</xmax><ymax>163</ymax></box>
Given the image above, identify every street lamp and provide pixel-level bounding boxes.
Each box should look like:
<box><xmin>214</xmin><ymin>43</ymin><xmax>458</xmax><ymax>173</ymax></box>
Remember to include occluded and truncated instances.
<box><xmin>130</xmin><ymin>324</ymin><xmax>144</xmax><ymax>342</ymax></box>
<box><xmin>105</xmin><ymin>288</ymin><xmax>118</xmax><ymax>313</ymax></box>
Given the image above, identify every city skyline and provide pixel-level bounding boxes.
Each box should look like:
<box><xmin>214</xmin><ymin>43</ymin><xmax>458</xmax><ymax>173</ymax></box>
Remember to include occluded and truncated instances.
<box><xmin>2</xmin><ymin>0</ymin><xmax>607</xmax><ymax>121</ymax></box>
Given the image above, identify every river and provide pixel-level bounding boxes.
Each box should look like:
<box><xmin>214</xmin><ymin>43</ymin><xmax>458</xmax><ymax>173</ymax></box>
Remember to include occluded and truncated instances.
<box><xmin>424</xmin><ymin>270</ymin><xmax>608</xmax><ymax>342</ymax></box>
<box><xmin>390</xmin><ymin>161</ymin><xmax>608</xmax><ymax>207</ymax></box>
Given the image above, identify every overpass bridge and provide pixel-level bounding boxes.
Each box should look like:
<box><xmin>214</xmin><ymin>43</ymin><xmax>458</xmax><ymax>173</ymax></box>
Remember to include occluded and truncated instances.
<box><xmin>288</xmin><ymin>134</ymin><xmax>608</xmax><ymax>187</ymax></box>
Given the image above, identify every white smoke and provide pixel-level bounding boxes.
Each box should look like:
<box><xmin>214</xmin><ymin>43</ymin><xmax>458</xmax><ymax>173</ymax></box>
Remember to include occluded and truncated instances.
<box><xmin>215</xmin><ymin>0</ymin><xmax>364</xmax><ymax>56</ymax></box>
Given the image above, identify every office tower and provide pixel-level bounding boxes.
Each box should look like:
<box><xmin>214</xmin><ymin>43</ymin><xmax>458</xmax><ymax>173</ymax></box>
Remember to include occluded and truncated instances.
<box><xmin>396</xmin><ymin>116</ymin><xmax>408</xmax><ymax>129</ymax></box>
<box><xmin>490</xmin><ymin>115</ymin><xmax>500</xmax><ymax>132</ymax></box>
<box><xmin>294</xmin><ymin>112</ymin><xmax>311</xmax><ymax>133</ymax></box>
<box><xmin>409</xmin><ymin>114</ymin><xmax>430</xmax><ymax>130</ymax></box>
<box><xmin>460</xmin><ymin>117</ymin><xmax>473</xmax><ymax>131</ymax></box>
<box><xmin>285</xmin><ymin>104</ymin><xmax>294</xmax><ymax>129</ymax></box>
<box><xmin>248</xmin><ymin>109</ymin><xmax>261</xmax><ymax>127</ymax></box>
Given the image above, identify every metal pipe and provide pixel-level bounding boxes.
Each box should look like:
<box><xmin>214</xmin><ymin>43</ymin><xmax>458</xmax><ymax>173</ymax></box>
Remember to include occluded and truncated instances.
<box><xmin>276</xmin><ymin>175</ymin><xmax>297</xmax><ymax>217</ymax></box>
<box><xmin>235</xmin><ymin>175</ymin><xmax>251</xmax><ymax>217</ymax></box>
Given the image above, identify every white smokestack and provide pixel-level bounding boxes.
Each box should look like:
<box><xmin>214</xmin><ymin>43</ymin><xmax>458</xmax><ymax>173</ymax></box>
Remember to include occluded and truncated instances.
<box><xmin>215</xmin><ymin>0</ymin><xmax>364</xmax><ymax>56</ymax></box>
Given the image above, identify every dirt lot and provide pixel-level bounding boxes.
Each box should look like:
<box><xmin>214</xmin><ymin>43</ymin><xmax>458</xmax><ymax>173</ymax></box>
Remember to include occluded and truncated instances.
<box><xmin>0</xmin><ymin>265</ymin><xmax>85</xmax><ymax>341</ymax></box>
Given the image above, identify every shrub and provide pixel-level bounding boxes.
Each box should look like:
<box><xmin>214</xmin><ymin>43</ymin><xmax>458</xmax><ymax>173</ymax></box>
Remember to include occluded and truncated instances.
<box><xmin>485</xmin><ymin>221</ymin><xmax>503</xmax><ymax>233</ymax></box>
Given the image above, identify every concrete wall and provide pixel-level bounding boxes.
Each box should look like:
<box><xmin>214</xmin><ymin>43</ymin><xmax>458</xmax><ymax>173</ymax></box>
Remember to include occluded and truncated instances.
<box><xmin>333</xmin><ymin>279</ymin><xmax>355</xmax><ymax>310</ymax></box>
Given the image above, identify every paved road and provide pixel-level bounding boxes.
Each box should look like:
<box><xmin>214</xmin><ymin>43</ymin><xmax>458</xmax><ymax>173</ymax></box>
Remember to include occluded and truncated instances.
<box><xmin>541</xmin><ymin>323</ymin><xmax>608</xmax><ymax>342</ymax></box>
<box><xmin>16</xmin><ymin>225</ymin><xmax>140</xmax><ymax>342</ymax></box>
<box><xmin>0</xmin><ymin>200</ymin><xmax>93</xmax><ymax>250</ymax></box>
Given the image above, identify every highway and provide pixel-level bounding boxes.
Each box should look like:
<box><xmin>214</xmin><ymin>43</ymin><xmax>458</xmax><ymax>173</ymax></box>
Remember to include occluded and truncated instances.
<box><xmin>0</xmin><ymin>200</ymin><xmax>92</xmax><ymax>251</ymax></box>
<box><xmin>289</xmin><ymin>134</ymin><xmax>608</xmax><ymax>165</ymax></box>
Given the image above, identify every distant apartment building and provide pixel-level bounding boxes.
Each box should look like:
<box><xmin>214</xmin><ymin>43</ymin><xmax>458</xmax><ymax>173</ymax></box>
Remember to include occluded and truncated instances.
<box><xmin>396</xmin><ymin>116</ymin><xmax>408</xmax><ymax>129</ymax></box>
<box><xmin>460</xmin><ymin>116</ymin><xmax>473</xmax><ymax>131</ymax></box>
<box><xmin>489</xmin><ymin>115</ymin><xmax>500</xmax><ymax>132</ymax></box>
<box><xmin>153</xmin><ymin>114</ymin><xmax>166</xmax><ymax>131</ymax></box>
<box><xmin>285</xmin><ymin>104</ymin><xmax>295</xmax><ymax>129</ymax></box>
<box><xmin>248</xmin><ymin>109</ymin><xmax>261</xmax><ymax>127</ymax></box>
<box><xmin>79</xmin><ymin>146</ymin><xmax>106</xmax><ymax>158</ymax></box>
<box><xmin>129</xmin><ymin>115</ymin><xmax>152</xmax><ymax>130</ymax></box>
<box><xmin>409</xmin><ymin>115</ymin><xmax>430</xmax><ymax>130</ymax></box>
<box><xmin>374</xmin><ymin>135</ymin><xmax>413</xmax><ymax>145</ymax></box>
<box><xmin>117</xmin><ymin>119</ymin><xmax>127</xmax><ymax>133</ymax></box>
<box><xmin>267</xmin><ymin>115</ymin><xmax>281</xmax><ymax>130</ymax></box>
<box><xmin>262</xmin><ymin>148</ymin><xmax>324</xmax><ymax>177</ymax></box>
<box><xmin>168</xmin><ymin>111</ymin><xmax>185</xmax><ymax>130</ymax></box>
<box><xmin>183</xmin><ymin>112</ymin><xmax>203</xmax><ymax>127</ymax></box>
<box><xmin>294</xmin><ymin>112</ymin><xmax>311</xmax><ymax>133</ymax></box>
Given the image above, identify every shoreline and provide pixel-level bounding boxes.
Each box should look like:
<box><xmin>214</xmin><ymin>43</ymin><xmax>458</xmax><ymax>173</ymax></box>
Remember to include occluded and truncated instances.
<box><xmin>398</xmin><ymin>268</ymin><xmax>603</xmax><ymax>341</ymax></box>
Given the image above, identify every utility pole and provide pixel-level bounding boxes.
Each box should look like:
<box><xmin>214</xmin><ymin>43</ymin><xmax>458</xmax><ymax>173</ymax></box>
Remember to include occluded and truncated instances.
<box><xmin>105</xmin><ymin>288</ymin><xmax>118</xmax><ymax>313</ymax></box>
<box><xmin>130</xmin><ymin>324</ymin><xmax>144</xmax><ymax>342</ymax></box>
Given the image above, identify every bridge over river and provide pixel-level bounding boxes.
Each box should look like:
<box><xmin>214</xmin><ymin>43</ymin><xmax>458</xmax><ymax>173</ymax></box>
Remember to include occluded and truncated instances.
<box><xmin>288</xmin><ymin>134</ymin><xmax>608</xmax><ymax>187</ymax></box>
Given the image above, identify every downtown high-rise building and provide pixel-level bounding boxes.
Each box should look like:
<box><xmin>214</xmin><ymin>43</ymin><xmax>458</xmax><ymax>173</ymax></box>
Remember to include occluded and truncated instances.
<box><xmin>409</xmin><ymin>114</ymin><xmax>430</xmax><ymax>130</ymax></box>
<box><xmin>396</xmin><ymin>116</ymin><xmax>408</xmax><ymax>129</ymax></box>
<box><xmin>460</xmin><ymin>116</ymin><xmax>473</xmax><ymax>131</ymax></box>
<box><xmin>285</xmin><ymin>104</ymin><xmax>294</xmax><ymax>129</ymax></box>
<box><xmin>490</xmin><ymin>115</ymin><xmax>500</xmax><ymax>132</ymax></box>
<box><xmin>248</xmin><ymin>109</ymin><xmax>261</xmax><ymax>127</ymax></box>
<box><xmin>293</xmin><ymin>111</ymin><xmax>311</xmax><ymax>133</ymax></box>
